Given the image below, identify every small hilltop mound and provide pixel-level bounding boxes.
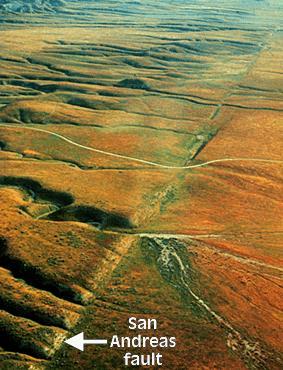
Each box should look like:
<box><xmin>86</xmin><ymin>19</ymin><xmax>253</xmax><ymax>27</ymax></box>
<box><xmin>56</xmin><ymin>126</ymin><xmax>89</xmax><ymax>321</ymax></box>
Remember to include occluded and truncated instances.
<box><xmin>115</xmin><ymin>78</ymin><xmax>150</xmax><ymax>91</ymax></box>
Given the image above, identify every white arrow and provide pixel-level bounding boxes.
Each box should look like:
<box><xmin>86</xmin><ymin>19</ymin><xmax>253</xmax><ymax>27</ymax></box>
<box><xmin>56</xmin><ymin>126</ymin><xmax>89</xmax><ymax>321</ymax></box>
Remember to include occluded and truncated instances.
<box><xmin>64</xmin><ymin>332</ymin><xmax>108</xmax><ymax>351</ymax></box>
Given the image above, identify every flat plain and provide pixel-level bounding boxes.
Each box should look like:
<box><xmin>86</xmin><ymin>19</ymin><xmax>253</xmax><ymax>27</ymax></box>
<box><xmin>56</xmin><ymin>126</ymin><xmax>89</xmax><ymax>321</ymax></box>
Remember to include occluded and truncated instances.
<box><xmin>0</xmin><ymin>1</ymin><xmax>282</xmax><ymax>369</ymax></box>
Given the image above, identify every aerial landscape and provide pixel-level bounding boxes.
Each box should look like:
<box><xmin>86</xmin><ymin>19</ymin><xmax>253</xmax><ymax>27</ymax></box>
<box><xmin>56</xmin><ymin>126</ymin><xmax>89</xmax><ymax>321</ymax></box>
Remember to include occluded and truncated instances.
<box><xmin>0</xmin><ymin>0</ymin><xmax>282</xmax><ymax>369</ymax></box>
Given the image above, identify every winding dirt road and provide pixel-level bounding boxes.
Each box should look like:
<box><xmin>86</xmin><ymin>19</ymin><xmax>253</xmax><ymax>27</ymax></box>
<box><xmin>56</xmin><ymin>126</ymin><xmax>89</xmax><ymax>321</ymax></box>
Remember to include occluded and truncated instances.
<box><xmin>1</xmin><ymin>124</ymin><xmax>282</xmax><ymax>169</ymax></box>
